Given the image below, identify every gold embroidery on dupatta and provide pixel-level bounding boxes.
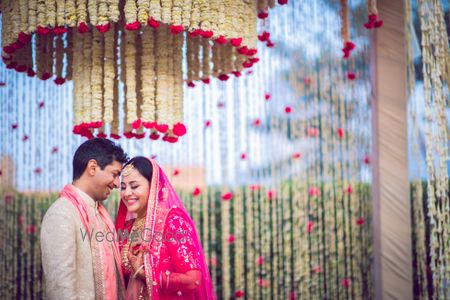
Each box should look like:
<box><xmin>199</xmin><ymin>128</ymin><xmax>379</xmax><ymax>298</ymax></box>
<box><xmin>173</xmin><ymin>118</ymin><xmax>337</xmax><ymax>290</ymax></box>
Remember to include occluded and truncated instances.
<box><xmin>89</xmin><ymin>210</ymin><xmax>106</xmax><ymax>300</ymax></box>
<box><xmin>143</xmin><ymin>159</ymin><xmax>160</xmax><ymax>299</ymax></box>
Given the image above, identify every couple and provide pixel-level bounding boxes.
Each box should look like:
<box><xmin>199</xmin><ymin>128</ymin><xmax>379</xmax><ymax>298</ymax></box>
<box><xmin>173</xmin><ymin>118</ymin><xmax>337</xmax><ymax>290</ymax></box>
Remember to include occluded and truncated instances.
<box><xmin>40</xmin><ymin>138</ymin><xmax>215</xmax><ymax>300</ymax></box>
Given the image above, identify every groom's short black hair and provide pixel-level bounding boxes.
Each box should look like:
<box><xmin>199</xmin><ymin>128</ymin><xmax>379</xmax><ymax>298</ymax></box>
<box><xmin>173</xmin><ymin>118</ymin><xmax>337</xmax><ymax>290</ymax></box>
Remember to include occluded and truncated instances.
<box><xmin>72</xmin><ymin>138</ymin><xmax>129</xmax><ymax>180</ymax></box>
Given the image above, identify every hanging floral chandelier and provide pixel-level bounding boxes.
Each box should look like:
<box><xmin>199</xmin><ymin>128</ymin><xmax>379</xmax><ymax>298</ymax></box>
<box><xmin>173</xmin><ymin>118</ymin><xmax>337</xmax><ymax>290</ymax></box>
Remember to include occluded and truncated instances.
<box><xmin>0</xmin><ymin>0</ymin><xmax>286</xmax><ymax>142</ymax></box>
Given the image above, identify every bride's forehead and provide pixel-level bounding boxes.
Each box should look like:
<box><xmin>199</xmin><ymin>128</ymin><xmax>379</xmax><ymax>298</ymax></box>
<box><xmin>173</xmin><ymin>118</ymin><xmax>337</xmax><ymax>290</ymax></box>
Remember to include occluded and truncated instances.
<box><xmin>121</xmin><ymin>169</ymin><xmax>144</xmax><ymax>182</ymax></box>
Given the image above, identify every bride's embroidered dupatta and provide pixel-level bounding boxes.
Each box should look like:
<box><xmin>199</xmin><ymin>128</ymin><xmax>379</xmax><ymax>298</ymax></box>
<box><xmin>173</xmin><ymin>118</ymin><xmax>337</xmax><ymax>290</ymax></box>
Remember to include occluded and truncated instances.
<box><xmin>116</xmin><ymin>158</ymin><xmax>216</xmax><ymax>300</ymax></box>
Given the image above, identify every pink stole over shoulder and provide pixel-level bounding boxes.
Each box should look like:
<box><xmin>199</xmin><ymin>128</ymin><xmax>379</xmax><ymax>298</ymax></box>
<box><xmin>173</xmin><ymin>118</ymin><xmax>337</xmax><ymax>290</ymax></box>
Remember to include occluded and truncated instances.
<box><xmin>61</xmin><ymin>184</ymin><xmax>125</xmax><ymax>300</ymax></box>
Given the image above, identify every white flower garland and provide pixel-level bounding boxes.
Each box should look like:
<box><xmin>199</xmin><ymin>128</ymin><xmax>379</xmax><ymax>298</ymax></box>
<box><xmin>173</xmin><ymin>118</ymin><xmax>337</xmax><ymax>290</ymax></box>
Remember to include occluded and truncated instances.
<box><xmin>198</xmin><ymin>0</ymin><xmax>210</xmax><ymax>31</ymax></box>
<box><xmin>155</xmin><ymin>25</ymin><xmax>169</xmax><ymax>125</ymax></box>
<box><xmin>56</xmin><ymin>0</ymin><xmax>65</xmax><ymax>27</ymax></box>
<box><xmin>135</xmin><ymin>32</ymin><xmax>143</xmax><ymax>126</ymax></box>
<box><xmin>73</xmin><ymin>32</ymin><xmax>84</xmax><ymax>124</ymax></box>
<box><xmin>108</xmin><ymin>0</ymin><xmax>120</xmax><ymax>23</ymax></box>
<box><xmin>66</xmin><ymin>0</ymin><xmax>77</xmax><ymax>27</ymax></box>
<box><xmin>91</xmin><ymin>30</ymin><xmax>104</xmax><ymax>122</ymax></box>
<box><xmin>217</xmin><ymin>0</ymin><xmax>225</xmax><ymax>36</ymax></box>
<box><xmin>140</xmin><ymin>27</ymin><xmax>157</xmax><ymax>123</ymax></box>
<box><xmin>98</xmin><ymin>0</ymin><xmax>109</xmax><ymax>26</ymax></box>
<box><xmin>189</xmin><ymin>0</ymin><xmax>200</xmax><ymax>30</ymax></box>
<box><xmin>88</xmin><ymin>0</ymin><xmax>98</xmax><ymax>26</ymax></box>
<box><xmin>76</xmin><ymin>0</ymin><xmax>88</xmax><ymax>26</ymax></box>
<box><xmin>124</xmin><ymin>30</ymin><xmax>137</xmax><ymax>125</ymax></box>
<box><xmin>27</xmin><ymin>0</ymin><xmax>37</xmax><ymax>32</ymax></box>
<box><xmin>181</xmin><ymin>0</ymin><xmax>192</xmax><ymax>28</ymax></box>
<box><xmin>19</xmin><ymin>0</ymin><xmax>29</xmax><ymax>33</ymax></box>
<box><xmin>161</xmin><ymin>0</ymin><xmax>172</xmax><ymax>24</ymax></box>
<box><xmin>11</xmin><ymin>0</ymin><xmax>20</xmax><ymax>40</ymax></box>
<box><xmin>166</xmin><ymin>33</ymin><xmax>175</xmax><ymax>126</ymax></box>
<box><xmin>3</xmin><ymin>1</ymin><xmax>12</xmax><ymax>45</ymax></box>
<box><xmin>112</xmin><ymin>26</ymin><xmax>120</xmax><ymax>134</ymax></box>
<box><xmin>208</xmin><ymin>0</ymin><xmax>219</xmax><ymax>35</ymax></box>
<box><xmin>82</xmin><ymin>32</ymin><xmax>93</xmax><ymax>123</ymax></box>
<box><xmin>124</xmin><ymin>0</ymin><xmax>137</xmax><ymax>25</ymax></box>
<box><xmin>137</xmin><ymin>0</ymin><xmax>149</xmax><ymax>24</ymax></box>
<box><xmin>103</xmin><ymin>28</ymin><xmax>115</xmax><ymax>123</ymax></box>
<box><xmin>1</xmin><ymin>0</ymin><xmax>285</xmax><ymax>139</ymax></box>
<box><xmin>172</xmin><ymin>0</ymin><xmax>183</xmax><ymax>25</ymax></box>
<box><xmin>149</xmin><ymin>0</ymin><xmax>162</xmax><ymax>21</ymax></box>
<box><xmin>45</xmin><ymin>0</ymin><xmax>56</xmax><ymax>27</ymax></box>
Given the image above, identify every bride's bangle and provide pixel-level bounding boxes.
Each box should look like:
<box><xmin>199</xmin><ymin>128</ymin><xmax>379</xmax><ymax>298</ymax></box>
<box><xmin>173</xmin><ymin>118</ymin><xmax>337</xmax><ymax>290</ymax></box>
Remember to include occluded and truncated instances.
<box><xmin>133</xmin><ymin>265</ymin><xmax>145</xmax><ymax>279</ymax></box>
<box><xmin>164</xmin><ymin>270</ymin><xmax>171</xmax><ymax>290</ymax></box>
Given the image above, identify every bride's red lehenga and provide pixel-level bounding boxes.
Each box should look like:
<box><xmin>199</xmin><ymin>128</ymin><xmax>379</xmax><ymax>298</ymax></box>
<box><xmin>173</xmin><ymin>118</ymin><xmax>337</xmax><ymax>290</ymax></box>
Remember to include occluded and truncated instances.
<box><xmin>116</xmin><ymin>159</ymin><xmax>216</xmax><ymax>300</ymax></box>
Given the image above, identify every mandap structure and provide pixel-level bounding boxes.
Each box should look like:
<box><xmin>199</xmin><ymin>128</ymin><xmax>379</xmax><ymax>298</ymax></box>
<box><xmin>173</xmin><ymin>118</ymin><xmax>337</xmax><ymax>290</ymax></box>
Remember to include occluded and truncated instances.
<box><xmin>0</xmin><ymin>0</ymin><xmax>287</xmax><ymax>142</ymax></box>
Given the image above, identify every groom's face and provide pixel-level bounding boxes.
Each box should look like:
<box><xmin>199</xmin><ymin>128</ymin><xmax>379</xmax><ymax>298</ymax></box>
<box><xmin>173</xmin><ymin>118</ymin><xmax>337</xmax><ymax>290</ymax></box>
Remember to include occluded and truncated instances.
<box><xmin>91</xmin><ymin>160</ymin><xmax>122</xmax><ymax>201</ymax></box>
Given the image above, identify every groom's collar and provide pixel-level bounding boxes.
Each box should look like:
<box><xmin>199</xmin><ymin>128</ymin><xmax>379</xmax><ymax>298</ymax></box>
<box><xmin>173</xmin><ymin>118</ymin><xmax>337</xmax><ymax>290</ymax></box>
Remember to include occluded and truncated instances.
<box><xmin>71</xmin><ymin>185</ymin><xmax>98</xmax><ymax>209</ymax></box>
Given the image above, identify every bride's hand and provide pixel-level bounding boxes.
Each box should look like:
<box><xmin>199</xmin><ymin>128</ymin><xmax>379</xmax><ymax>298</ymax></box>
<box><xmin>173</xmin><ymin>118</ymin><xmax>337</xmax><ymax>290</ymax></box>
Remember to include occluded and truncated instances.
<box><xmin>128</xmin><ymin>243</ymin><xmax>145</xmax><ymax>279</ymax></box>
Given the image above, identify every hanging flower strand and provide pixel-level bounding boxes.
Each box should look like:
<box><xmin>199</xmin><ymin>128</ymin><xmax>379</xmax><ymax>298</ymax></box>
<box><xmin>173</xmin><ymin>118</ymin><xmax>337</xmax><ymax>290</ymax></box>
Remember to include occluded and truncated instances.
<box><xmin>364</xmin><ymin>0</ymin><xmax>383</xmax><ymax>29</ymax></box>
<box><xmin>140</xmin><ymin>27</ymin><xmax>157</xmax><ymax>128</ymax></box>
<box><xmin>1</xmin><ymin>0</ymin><xmax>286</xmax><ymax>141</ymax></box>
<box><xmin>340</xmin><ymin>0</ymin><xmax>356</xmax><ymax>59</ymax></box>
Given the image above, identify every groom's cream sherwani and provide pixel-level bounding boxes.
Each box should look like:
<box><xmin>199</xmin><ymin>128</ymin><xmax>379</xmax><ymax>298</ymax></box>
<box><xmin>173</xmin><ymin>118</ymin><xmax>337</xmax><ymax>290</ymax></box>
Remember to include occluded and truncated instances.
<box><xmin>40</xmin><ymin>187</ymin><xmax>123</xmax><ymax>300</ymax></box>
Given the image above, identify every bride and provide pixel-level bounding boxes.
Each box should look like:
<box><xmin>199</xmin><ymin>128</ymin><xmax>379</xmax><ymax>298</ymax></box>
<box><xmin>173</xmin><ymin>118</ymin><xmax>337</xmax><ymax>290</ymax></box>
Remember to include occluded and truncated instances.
<box><xmin>115</xmin><ymin>156</ymin><xmax>215</xmax><ymax>299</ymax></box>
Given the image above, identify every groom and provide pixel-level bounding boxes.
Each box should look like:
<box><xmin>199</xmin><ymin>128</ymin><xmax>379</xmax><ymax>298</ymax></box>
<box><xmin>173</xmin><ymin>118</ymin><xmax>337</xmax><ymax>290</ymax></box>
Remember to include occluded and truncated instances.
<box><xmin>41</xmin><ymin>138</ymin><xmax>129</xmax><ymax>300</ymax></box>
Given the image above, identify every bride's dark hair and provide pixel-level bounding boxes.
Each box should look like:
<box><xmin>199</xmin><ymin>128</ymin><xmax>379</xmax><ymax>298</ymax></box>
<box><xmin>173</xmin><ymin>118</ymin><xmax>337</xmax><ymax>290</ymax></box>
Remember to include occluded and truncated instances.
<box><xmin>123</xmin><ymin>156</ymin><xmax>153</xmax><ymax>182</ymax></box>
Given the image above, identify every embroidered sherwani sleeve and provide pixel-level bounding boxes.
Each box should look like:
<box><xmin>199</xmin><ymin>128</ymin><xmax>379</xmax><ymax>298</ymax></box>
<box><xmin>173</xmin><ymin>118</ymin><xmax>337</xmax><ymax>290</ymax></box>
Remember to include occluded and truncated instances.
<box><xmin>41</xmin><ymin>207</ymin><xmax>78</xmax><ymax>300</ymax></box>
